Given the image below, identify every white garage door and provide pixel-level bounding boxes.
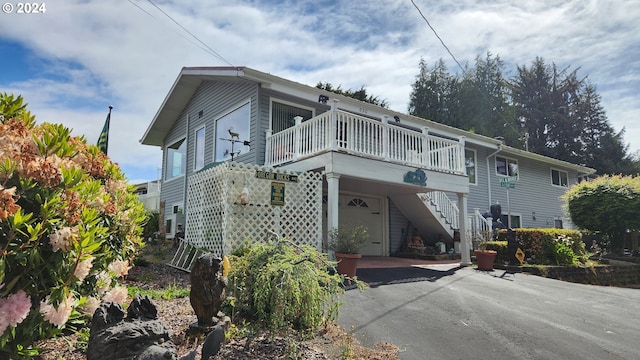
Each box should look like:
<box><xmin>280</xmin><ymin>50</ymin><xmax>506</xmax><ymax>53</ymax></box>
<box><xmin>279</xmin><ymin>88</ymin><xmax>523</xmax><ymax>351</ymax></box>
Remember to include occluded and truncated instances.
<box><xmin>340</xmin><ymin>195</ymin><xmax>383</xmax><ymax>256</ymax></box>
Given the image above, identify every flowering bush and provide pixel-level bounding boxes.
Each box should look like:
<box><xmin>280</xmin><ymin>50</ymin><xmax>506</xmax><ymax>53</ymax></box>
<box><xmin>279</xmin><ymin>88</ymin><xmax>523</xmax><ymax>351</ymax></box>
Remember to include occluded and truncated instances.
<box><xmin>0</xmin><ymin>94</ymin><xmax>147</xmax><ymax>358</ymax></box>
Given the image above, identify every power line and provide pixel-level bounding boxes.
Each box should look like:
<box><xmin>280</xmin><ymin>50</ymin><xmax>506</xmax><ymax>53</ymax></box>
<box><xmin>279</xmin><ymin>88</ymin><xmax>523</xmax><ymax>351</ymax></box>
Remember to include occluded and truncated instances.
<box><xmin>410</xmin><ymin>0</ymin><xmax>465</xmax><ymax>74</ymax></box>
<box><xmin>129</xmin><ymin>0</ymin><xmax>234</xmax><ymax>66</ymax></box>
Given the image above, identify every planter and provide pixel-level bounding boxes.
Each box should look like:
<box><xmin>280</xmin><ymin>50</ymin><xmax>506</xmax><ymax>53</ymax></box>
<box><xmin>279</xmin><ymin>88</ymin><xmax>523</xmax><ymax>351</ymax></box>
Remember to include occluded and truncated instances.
<box><xmin>335</xmin><ymin>253</ymin><xmax>362</xmax><ymax>278</ymax></box>
<box><xmin>474</xmin><ymin>250</ymin><xmax>497</xmax><ymax>271</ymax></box>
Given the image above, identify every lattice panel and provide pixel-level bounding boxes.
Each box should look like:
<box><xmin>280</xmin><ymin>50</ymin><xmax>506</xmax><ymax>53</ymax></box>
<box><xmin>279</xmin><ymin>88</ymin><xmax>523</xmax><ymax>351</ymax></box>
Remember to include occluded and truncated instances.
<box><xmin>184</xmin><ymin>162</ymin><xmax>323</xmax><ymax>257</ymax></box>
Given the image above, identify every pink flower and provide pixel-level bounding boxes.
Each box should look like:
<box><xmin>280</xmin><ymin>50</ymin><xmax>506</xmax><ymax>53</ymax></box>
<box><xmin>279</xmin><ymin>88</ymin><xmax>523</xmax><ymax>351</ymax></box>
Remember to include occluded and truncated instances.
<box><xmin>102</xmin><ymin>286</ymin><xmax>128</xmax><ymax>305</ymax></box>
<box><xmin>0</xmin><ymin>289</ymin><xmax>32</xmax><ymax>335</ymax></box>
<box><xmin>80</xmin><ymin>297</ymin><xmax>100</xmax><ymax>316</ymax></box>
<box><xmin>49</xmin><ymin>226</ymin><xmax>78</xmax><ymax>252</ymax></box>
<box><xmin>108</xmin><ymin>260</ymin><xmax>130</xmax><ymax>278</ymax></box>
<box><xmin>95</xmin><ymin>271</ymin><xmax>111</xmax><ymax>294</ymax></box>
<box><xmin>40</xmin><ymin>294</ymin><xmax>75</xmax><ymax>327</ymax></box>
<box><xmin>74</xmin><ymin>257</ymin><xmax>94</xmax><ymax>282</ymax></box>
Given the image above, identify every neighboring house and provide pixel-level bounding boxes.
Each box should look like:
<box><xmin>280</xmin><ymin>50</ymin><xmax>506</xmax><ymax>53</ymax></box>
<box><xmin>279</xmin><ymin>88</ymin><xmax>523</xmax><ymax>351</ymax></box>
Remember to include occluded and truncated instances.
<box><xmin>133</xmin><ymin>180</ymin><xmax>161</xmax><ymax>212</ymax></box>
<box><xmin>140</xmin><ymin>66</ymin><xmax>595</xmax><ymax>265</ymax></box>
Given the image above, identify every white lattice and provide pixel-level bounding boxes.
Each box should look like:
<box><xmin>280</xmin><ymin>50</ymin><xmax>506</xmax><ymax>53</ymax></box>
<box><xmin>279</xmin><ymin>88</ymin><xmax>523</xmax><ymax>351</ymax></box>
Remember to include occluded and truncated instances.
<box><xmin>184</xmin><ymin>162</ymin><xmax>323</xmax><ymax>257</ymax></box>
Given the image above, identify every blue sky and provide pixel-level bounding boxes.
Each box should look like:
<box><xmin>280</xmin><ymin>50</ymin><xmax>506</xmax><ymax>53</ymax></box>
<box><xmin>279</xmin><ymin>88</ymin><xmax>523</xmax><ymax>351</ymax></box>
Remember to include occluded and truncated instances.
<box><xmin>1</xmin><ymin>0</ymin><xmax>638</xmax><ymax>183</ymax></box>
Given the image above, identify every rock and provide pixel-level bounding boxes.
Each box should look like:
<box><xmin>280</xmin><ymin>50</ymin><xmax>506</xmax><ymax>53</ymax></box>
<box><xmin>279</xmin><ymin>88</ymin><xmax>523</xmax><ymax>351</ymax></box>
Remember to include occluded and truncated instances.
<box><xmin>87</xmin><ymin>295</ymin><xmax>178</xmax><ymax>360</ymax></box>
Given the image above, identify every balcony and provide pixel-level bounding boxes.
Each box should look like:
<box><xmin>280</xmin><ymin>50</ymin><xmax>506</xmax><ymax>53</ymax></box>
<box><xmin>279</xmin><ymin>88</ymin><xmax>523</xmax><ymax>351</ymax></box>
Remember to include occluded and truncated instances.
<box><xmin>265</xmin><ymin>106</ymin><xmax>466</xmax><ymax>175</ymax></box>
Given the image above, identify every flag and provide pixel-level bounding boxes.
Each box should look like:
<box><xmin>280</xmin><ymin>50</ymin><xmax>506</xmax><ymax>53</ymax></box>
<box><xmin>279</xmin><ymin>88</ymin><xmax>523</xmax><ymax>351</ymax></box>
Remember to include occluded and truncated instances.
<box><xmin>97</xmin><ymin>107</ymin><xmax>112</xmax><ymax>154</ymax></box>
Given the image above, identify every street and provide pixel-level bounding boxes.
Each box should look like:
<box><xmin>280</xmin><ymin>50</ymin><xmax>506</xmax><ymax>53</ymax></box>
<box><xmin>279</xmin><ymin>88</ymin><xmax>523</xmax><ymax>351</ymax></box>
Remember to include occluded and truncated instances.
<box><xmin>338</xmin><ymin>264</ymin><xmax>640</xmax><ymax>360</ymax></box>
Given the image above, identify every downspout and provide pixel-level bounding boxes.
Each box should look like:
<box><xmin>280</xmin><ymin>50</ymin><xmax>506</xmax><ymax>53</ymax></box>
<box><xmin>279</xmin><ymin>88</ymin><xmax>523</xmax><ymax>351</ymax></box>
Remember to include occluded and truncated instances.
<box><xmin>486</xmin><ymin>145</ymin><xmax>502</xmax><ymax>207</ymax></box>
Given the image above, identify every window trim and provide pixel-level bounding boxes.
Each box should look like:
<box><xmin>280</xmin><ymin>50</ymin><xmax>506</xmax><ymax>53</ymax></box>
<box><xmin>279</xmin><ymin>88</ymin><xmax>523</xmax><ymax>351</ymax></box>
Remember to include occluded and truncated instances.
<box><xmin>550</xmin><ymin>168</ymin><xmax>569</xmax><ymax>188</ymax></box>
<box><xmin>465</xmin><ymin>148</ymin><xmax>478</xmax><ymax>186</ymax></box>
<box><xmin>194</xmin><ymin>125</ymin><xmax>206</xmax><ymax>171</ymax></box>
<box><xmin>164</xmin><ymin>137</ymin><xmax>186</xmax><ymax>182</ymax></box>
<box><xmin>500</xmin><ymin>213</ymin><xmax>522</xmax><ymax>228</ymax></box>
<box><xmin>495</xmin><ymin>155</ymin><xmax>519</xmax><ymax>177</ymax></box>
<box><xmin>269</xmin><ymin>98</ymin><xmax>315</xmax><ymax>133</ymax></box>
<box><xmin>214</xmin><ymin>99</ymin><xmax>251</xmax><ymax>162</ymax></box>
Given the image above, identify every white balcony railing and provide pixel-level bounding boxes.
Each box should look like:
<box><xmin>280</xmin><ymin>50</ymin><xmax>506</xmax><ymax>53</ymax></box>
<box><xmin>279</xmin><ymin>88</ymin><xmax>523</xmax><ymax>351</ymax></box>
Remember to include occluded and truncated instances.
<box><xmin>265</xmin><ymin>102</ymin><xmax>466</xmax><ymax>175</ymax></box>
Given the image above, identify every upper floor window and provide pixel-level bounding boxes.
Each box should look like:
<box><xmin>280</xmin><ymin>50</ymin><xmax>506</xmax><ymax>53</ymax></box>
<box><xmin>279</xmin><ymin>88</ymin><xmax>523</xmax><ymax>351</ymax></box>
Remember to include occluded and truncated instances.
<box><xmin>496</xmin><ymin>156</ymin><xmax>518</xmax><ymax>177</ymax></box>
<box><xmin>465</xmin><ymin>149</ymin><xmax>477</xmax><ymax>185</ymax></box>
<box><xmin>271</xmin><ymin>100</ymin><xmax>314</xmax><ymax>133</ymax></box>
<box><xmin>165</xmin><ymin>138</ymin><xmax>186</xmax><ymax>180</ymax></box>
<box><xmin>215</xmin><ymin>101</ymin><xmax>251</xmax><ymax>162</ymax></box>
<box><xmin>194</xmin><ymin>126</ymin><xmax>205</xmax><ymax>171</ymax></box>
<box><xmin>551</xmin><ymin>169</ymin><xmax>568</xmax><ymax>187</ymax></box>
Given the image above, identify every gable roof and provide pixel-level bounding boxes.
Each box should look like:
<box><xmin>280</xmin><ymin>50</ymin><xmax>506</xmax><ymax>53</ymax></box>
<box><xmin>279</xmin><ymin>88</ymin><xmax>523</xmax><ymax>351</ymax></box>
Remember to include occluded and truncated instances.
<box><xmin>140</xmin><ymin>66</ymin><xmax>595</xmax><ymax>175</ymax></box>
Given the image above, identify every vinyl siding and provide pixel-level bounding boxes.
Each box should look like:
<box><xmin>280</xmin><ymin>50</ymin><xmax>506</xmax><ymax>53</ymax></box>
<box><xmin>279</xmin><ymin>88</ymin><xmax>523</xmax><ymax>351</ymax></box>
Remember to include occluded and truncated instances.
<box><xmin>161</xmin><ymin>80</ymin><xmax>259</xmax><ymax>216</ymax></box>
<box><xmin>388</xmin><ymin>198</ymin><xmax>410</xmax><ymax>254</ymax></box>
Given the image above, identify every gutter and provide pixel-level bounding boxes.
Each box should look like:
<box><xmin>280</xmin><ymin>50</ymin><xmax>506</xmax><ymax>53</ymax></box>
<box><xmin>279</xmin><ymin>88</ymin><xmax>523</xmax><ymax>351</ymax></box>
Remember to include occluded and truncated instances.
<box><xmin>486</xmin><ymin>145</ymin><xmax>503</xmax><ymax>207</ymax></box>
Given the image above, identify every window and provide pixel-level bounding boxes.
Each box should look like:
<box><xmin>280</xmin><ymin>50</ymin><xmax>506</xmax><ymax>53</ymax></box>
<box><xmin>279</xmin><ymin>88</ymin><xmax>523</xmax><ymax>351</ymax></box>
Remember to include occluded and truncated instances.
<box><xmin>554</xmin><ymin>218</ymin><xmax>563</xmax><ymax>229</ymax></box>
<box><xmin>465</xmin><ymin>149</ymin><xmax>477</xmax><ymax>185</ymax></box>
<box><xmin>165</xmin><ymin>138</ymin><xmax>186</xmax><ymax>180</ymax></box>
<box><xmin>551</xmin><ymin>169</ymin><xmax>568</xmax><ymax>187</ymax></box>
<box><xmin>194</xmin><ymin>126</ymin><xmax>205</xmax><ymax>171</ymax></box>
<box><xmin>500</xmin><ymin>214</ymin><xmax>521</xmax><ymax>228</ymax></box>
<box><xmin>215</xmin><ymin>102</ymin><xmax>251</xmax><ymax>162</ymax></box>
<box><xmin>271</xmin><ymin>100</ymin><xmax>314</xmax><ymax>133</ymax></box>
<box><xmin>496</xmin><ymin>156</ymin><xmax>518</xmax><ymax>177</ymax></box>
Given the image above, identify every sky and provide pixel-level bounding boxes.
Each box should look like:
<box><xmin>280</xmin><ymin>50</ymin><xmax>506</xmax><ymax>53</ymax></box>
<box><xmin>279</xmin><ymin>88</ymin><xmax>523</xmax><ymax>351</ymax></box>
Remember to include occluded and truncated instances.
<box><xmin>0</xmin><ymin>0</ymin><xmax>638</xmax><ymax>184</ymax></box>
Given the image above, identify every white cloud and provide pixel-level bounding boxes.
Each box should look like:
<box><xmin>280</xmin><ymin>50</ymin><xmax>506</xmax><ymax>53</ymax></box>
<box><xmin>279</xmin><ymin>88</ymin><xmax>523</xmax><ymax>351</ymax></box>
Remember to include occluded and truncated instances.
<box><xmin>0</xmin><ymin>0</ymin><xmax>638</xmax><ymax>181</ymax></box>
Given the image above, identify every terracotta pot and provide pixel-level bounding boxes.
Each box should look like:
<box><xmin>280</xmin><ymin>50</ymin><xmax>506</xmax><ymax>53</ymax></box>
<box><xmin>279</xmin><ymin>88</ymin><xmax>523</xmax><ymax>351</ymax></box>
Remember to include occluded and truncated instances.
<box><xmin>335</xmin><ymin>253</ymin><xmax>361</xmax><ymax>278</ymax></box>
<box><xmin>474</xmin><ymin>250</ymin><xmax>497</xmax><ymax>271</ymax></box>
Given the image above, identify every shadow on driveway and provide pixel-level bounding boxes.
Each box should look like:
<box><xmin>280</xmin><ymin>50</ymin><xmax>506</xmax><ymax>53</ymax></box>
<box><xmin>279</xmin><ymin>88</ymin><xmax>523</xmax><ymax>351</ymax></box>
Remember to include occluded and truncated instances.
<box><xmin>350</xmin><ymin>265</ymin><xmax>465</xmax><ymax>289</ymax></box>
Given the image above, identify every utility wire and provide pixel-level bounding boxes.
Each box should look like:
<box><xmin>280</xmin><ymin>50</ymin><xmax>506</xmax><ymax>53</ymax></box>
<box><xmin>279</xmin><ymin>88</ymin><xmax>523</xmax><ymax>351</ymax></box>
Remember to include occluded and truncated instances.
<box><xmin>410</xmin><ymin>0</ymin><xmax>532</xmax><ymax>149</ymax></box>
<box><xmin>410</xmin><ymin>0</ymin><xmax>465</xmax><ymax>74</ymax></box>
<box><xmin>130</xmin><ymin>0</ymin><xmax>234</xmax><ymax>66</ymax></box>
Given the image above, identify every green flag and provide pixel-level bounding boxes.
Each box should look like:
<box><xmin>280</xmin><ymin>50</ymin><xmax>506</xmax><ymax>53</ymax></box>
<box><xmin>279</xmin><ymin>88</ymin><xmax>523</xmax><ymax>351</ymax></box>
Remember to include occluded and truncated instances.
<box><xmin>97</xmin><ymin>107</ymin><xmax>112</xmax><ymax>154</ymax></box>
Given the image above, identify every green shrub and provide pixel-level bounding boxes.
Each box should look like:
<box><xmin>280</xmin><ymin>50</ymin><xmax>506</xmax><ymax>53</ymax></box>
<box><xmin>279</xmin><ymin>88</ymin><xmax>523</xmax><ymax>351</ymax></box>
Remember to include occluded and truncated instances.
<box><xmin>226</xmin><ymin>240</ymin><xmax>347</xmax><ymax>331</ymax></box>
<box><xmin>496</xmin><ymin>228</ymin><xmax>583</xmax><ymax>266</ymax></box>
<box><xmin>0</xmin><ymin>94</ymin><xmax>146</xmax><ymax>358</ymax></box>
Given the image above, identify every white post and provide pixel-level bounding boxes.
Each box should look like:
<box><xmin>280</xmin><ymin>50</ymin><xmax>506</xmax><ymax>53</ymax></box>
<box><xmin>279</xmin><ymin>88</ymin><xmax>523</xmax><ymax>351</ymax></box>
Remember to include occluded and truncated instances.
<box><xmin>293</xmin><ymin>116</ymin><xmax>302</xmax><ymax>160</ymax></box>
<box><xmin>382</xmin><ymin>116</ymin><xmax>390</xmax><ymax>161</ymax></box>
<box><xmin>421</xmin><ymin>127</ymin><xmax>429</xmax><ymax>168</ymax></box>
<box><xmin>265</xmin><ymin>129</ymin><xmax>273</xmax><ymax>165</ymax></box>
<box><xmin>458</xmin><ymin>192</ymin><xmax>472</xmax><ymax>265</ymax></box>
<box><xmin>458</xmin><ymin>136</ymin><xmax>466</xmax><ymax>175</ymax></box>
<box><xmin>326</xmin><ymin>172</ymin><xmax>340</xmax><ymax>259</ymax></box>
<box><xmin>330</xmin><ymin>99</ymin><xmax>339</xmax><ymax>150</ymax></box>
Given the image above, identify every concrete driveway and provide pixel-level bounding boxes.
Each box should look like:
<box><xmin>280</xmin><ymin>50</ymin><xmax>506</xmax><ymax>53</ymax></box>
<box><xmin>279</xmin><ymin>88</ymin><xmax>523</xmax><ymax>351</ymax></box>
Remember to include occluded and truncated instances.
<box><xmin>338</xmin><ymin>258</ymin><xmax>640</xmax><ymax>360</ymax></box>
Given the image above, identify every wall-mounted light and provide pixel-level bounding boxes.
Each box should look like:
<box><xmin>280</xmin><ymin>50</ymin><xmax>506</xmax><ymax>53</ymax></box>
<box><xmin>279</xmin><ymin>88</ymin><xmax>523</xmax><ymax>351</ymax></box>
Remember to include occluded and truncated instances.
<box><xmin>240</xmin><ymin>187</ymin><xmax>250</xmax><ymax>205</ymax></box>
<box><xmin>318</xmin><ymin>95</ymin><xmax>329</xmax><ymax>104</ymax></box>
<box><xmin>532</xmin><ymin>211</ymin><xmax>536</xmax><ymax>221</ymax></box>
<box><xmin>393</xmin><ymin>115</ymin><xmax>400</xmax><ymax>123</ymax></box>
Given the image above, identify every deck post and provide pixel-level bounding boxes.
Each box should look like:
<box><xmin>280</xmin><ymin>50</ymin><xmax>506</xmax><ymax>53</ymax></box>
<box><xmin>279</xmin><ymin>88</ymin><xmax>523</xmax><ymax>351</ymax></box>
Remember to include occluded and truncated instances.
<box><xmin>326</xmin><ymin>172</ymin><xmax>340</xmax><ymax>260</ymax></box>
<box><xmin>458</xmin><ymin>192</ymin><xmax>472</xmax><ymax>265</ymax></box>
<box><xmin>265</xmin><ymin>129</ymin><xmax>273</xmax><ymax>165</ymax></box>
<box><xmin>330</xmin><ymin>99</ymin><xmax>339</xmax><ymax>151</ymax></box>
<box><xmin>382</xmin><ymin>116</ymin><xmax>390</xmax><ymax>161</ymax></box>
<box><xmin>458</xmin><ymin>136</ymin><xmax>466</xmax><ymax>175</ymax></box>
<box><xmin>421</xmin><ymin>127</ymin><xmax>429</xmax><ymax>168</ymax></box>
<box><xmin>293</xmin><ymin>116</ymin><xmax>302</xmax><ymax>160</ymax></box>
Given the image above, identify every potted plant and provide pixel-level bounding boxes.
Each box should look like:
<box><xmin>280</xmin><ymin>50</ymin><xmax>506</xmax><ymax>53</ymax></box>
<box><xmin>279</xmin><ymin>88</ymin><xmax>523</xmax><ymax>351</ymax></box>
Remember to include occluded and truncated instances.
<box><xmin>329</xmin><ymin>225</ymin><xmax>369</xmax><ymax>278</ymax></box>
<box><xmin>474</xmin><ymin>229</ymin><xmax>497</xmax><ymax>271</ymax></box>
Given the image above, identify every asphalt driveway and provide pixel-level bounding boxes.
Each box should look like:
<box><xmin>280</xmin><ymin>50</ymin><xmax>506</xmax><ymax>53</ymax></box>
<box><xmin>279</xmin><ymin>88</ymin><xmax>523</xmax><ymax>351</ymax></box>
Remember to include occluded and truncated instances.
<box><xmin>338</xmin><ymin>262</ymin><xmax>640</xmax><ymax>360</ymax></box>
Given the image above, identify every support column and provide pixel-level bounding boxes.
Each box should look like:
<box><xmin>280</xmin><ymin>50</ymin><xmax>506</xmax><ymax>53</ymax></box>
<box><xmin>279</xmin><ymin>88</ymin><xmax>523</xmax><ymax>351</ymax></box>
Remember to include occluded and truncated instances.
<box><xmin>326</xmin><ymin>172</ymin><xmax>340</xmax><ymax>259</ymax></box>
<box><xmin>458</xmin><ymin>192</ymin><xmax>472</xmax><ymax>266</ymax></box>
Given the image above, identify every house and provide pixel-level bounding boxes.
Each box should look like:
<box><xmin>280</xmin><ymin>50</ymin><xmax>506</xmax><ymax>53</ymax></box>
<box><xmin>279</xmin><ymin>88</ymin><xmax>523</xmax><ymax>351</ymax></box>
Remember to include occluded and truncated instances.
<box><xmin>140</xmin><ymin>66</ymin><xmax>596</xmax><ymax>265</ymax></box>
<box><xmin>133</xmin><ymin>180</ymin><xmax>161</xmax><ymax>213</ymax></box>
